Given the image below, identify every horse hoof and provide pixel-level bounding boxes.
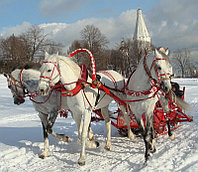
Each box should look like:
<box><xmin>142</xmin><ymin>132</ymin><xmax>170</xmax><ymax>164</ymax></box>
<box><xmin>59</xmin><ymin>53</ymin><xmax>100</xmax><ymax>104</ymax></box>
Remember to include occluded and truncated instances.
<box><xmin>78</xmin><ymin>161</ymin><xmax>85</xmax><ymax>166</ymax></box>
<box><xmin>145</xmin><ymin>154</ymin><xmax>150</xmax><ymax>162</ymax></box>
<box><xmin>95</xmin><ymin>141</ymin><xmax>100</xmax><ymax>147</ymax></box>
<box><xmin>104</xmin><ymin>145</ymin><xmax>111</xmax><ymax>151</ymax></box>
<box><xmin>105</xmin><ymin>146</ymin><xmax>110</xmax><ymax>151</ymax></box>
<box><xmin>129</xmin><ymin>135</ymin><xmax>136</xmax><ymax>140</ymax></box>
<box><xmin>150</xmin><ymin>147</ymin><xmax>156</xmax><ymax>153</ymax></box>
<box><xmin>89</xmin><ymin>136</ymin><xmax>95</xmax><ymax>141</ymax></box>
<box><xmin>169</xmin><ymin>134</ymin><xmax>175</xmax><ymax>140</ymax></box>
<box><xmin>39</xmin><ymin>154</ymin><xmax>46</xmax><ymax>159</ymax></box>
<box><xmin>66</xmin><ymin>136</ymin><xmax>71</xmax><ymax>142</ymax></box>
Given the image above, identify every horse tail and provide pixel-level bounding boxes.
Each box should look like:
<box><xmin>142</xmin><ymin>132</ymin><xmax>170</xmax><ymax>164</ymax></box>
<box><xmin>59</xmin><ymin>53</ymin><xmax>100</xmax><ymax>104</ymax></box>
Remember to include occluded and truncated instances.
<box><xmin>171</xmin><ymin>90</ymin><xmax>192</xmax><ymax>111</ymax></box>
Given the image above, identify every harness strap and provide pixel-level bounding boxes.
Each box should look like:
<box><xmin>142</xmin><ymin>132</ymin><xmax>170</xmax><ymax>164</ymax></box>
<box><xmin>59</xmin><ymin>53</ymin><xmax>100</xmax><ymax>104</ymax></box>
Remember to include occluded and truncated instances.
<box><xmin>61</xmin><ymin>82</ymin><xmax>83</xmax><ymax>96</ymax></box>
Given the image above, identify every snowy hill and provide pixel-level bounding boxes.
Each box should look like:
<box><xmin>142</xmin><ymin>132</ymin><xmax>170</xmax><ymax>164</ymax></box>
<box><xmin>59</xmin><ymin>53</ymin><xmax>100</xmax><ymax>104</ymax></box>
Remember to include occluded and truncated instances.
<box><xmin>0</xmin><ymin>75</ymin><xmax>198</xmax><ymax>172</ymax></box>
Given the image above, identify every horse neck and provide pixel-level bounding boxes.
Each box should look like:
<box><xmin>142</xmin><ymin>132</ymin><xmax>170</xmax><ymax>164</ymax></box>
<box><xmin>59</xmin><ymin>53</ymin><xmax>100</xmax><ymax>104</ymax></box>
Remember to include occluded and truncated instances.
<box><xmin>128</xmin><ymin>56</ymin><xmax>153</xmax><ymax>91</ymax></box>
<box><xmin>58</xmin><ymin>58</ymin><xmax>81</xmax><ymax>89</ymax></box>
<box><xmin>21</xmin><ymin>69</ymin><xmax>40</xmax><ymax>93</ymax></box>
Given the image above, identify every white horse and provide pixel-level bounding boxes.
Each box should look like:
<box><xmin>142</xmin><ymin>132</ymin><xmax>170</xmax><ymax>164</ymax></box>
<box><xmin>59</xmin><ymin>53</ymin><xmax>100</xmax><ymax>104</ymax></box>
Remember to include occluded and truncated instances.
<box><xmin>4</xmin><ymin>65</ymin><xmax>72</xmax><ymax>159</ymax></box>
<box><xmin>37</xmin><ymin>51</ymin><xmax>133</xmax><ymax>165</ymax></box>
<box><xmin>119</xmin><ymin>47</ymin><xmax>175</xmax><ymax>161</ymax></box>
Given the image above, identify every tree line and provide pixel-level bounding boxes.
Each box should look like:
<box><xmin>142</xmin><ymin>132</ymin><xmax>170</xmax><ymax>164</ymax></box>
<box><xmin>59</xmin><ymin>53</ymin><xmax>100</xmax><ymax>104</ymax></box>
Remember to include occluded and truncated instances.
<box><xmin>0</xmin><ymin>25</ymin><xmax>62</xmax><ymax>73</ymax></box>
<box><xmin>0</xmin><ymin>24</ymin><xmax>197</xmax><ymax>78</ymax></box>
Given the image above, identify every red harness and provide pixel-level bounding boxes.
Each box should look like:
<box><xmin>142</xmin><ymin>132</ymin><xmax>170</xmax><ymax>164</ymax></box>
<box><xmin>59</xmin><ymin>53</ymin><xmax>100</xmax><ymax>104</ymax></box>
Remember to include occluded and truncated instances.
<box><xmin>38</xmin><ymin>49</ymin><xmax>171</xmax><ymax>111</ymax></box>
<box><xmin>124</xmin><ymin>53</ymin><xmax>171</xmax><ymax>101</ymax></box>
<box><xmin>52</xmin><ymin>65</ymin><xmax>88</xmax><ymax>97</ymax></box>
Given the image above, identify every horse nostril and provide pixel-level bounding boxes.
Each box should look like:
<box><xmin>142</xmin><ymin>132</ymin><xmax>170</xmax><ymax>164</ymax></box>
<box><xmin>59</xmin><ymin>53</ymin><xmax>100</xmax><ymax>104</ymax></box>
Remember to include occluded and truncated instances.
<box><xmin>40</xmin><ymin>89</ymin><xmax>44</xmax><ymax>93</ymax></box>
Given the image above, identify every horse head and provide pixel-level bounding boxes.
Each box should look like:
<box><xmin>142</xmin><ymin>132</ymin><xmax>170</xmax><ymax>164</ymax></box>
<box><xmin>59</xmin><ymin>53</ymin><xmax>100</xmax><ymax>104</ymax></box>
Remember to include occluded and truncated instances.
<box><xmin>38</xmin><ymin>52</ymin><xmax>82</xmax><ymax>96</ymax></box>
<box><xmin>38</xmin><ymin>52</ymin><xmax>62</xmax><ymax>96</ymax></box>
<box><xmin>4</xmin><ymin>69</ymin><xmax>26</xmax><ymax>105</ymax></box>
<box><xmin>145</xmin><ymin>47</ymin><xmax>172</xmax><ymax>94</ymax></box>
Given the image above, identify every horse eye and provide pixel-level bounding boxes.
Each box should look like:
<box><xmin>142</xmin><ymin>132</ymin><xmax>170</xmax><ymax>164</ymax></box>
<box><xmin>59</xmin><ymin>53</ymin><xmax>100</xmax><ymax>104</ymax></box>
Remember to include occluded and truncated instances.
<box><xmin>158</xmin><ymin>66</ymin><xmax>161</xmax><ymax>70</ymax></box>
<box><xmin>8</xmin><ymin>85</ymin><xmax>11</xmax><ymax>89</ymax></box>
<box><xmin>47</xmin><ymin>69</ymin><xmax>52</xmax><ymax>72</ymax></box>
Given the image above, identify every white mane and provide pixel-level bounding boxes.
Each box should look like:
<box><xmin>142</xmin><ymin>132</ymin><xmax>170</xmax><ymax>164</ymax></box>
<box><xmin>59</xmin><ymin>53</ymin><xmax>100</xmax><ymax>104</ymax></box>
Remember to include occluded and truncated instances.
<box><xmin>49</xmin><ymin>55</ymin><xmax>81</xmax><ymax>78</ymax></box>
<box><xmin>12</xmin><ymin>68</ymin><xmax>40</xmax><ymax>82</ymax></box>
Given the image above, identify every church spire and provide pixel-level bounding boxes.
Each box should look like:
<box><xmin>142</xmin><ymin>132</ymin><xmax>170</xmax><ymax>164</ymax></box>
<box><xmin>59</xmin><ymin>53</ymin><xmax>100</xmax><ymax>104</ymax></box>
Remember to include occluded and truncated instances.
<box><xmin>133</xmin><ymin>9</ymin><xmax>151</xmax><ymax>43</ymax></box>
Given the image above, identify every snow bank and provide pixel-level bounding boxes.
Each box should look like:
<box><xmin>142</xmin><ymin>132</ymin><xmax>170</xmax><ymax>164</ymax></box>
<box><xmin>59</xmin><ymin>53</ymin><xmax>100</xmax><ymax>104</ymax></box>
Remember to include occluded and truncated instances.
<box><xmin>0</xmin><ymin>75</ymin><xmax>198</xmax><ymax>172</ymax></box>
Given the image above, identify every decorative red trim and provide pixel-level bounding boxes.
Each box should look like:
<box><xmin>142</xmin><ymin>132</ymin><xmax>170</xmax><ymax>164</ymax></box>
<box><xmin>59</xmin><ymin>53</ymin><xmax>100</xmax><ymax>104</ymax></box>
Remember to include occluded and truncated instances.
<box><xmin>69</xmin><ymin>48</ymin><xmax>96</xmax><ymax>82</ymax></box>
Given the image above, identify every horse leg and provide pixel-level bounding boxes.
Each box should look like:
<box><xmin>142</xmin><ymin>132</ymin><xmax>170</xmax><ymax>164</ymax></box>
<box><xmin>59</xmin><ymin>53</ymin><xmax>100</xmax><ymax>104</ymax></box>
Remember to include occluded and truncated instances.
<box><xmin>38</xmin><ymin>113</ymin><xmax>50</xmax><ymax>159</ymax></box>
<box><xmin>166</xmin><ymin>118</ymin><xmax>175</xmax><ymax>140</ymax></box>
<box><xmin>71</xmin><ymin>109</ymin><xmax>98</xmax><ymax>147</ymax></box>
<box><xmin>76</xmin><ymin>111</ymin><xmax>98</xmax><ymax>149</ymax></box>
<box><xmin>159</xmin><ymin>95</ymin><xmax>175</xmax><ymax>140</ymax></box>
<box><xmin>144</xmin><ymin>114</ymin><xmax>156</xmax><ymax>162</ymax></box>
<box><xmin>101</xmin><ymin>106</ymin><xmax>111</xmax><ymax>150</ymax></box>
<box><xmin>40</xmin><ymin>123</ymin><xmax>50</xmax><ymax>159</ymax></box>
<box><xmin>150</xmin><ymin>114</ymin><xmax>156</xmax><ymax>153</ymax></box>
<box><xmin>47</xmin><ymin>112</ymin><xmax>71</xmax><ymax>142</ymax></box>
<box><xmin>78</xmin><ymin>109</ymin><xmax>93</xmax><ymax>166</ymax></box>
<box><xmin>120</xmin><ymin>106</ymin><xmax>136</xmax><ymax>140</ymax></box>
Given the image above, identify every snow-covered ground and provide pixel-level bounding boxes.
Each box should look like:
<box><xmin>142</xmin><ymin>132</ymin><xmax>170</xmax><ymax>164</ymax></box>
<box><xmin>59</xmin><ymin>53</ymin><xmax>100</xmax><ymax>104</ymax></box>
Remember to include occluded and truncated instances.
<box><xmin>0</xmin><ymin>75</ymin><xmax>198</xmax><ymax>172</ymax></box>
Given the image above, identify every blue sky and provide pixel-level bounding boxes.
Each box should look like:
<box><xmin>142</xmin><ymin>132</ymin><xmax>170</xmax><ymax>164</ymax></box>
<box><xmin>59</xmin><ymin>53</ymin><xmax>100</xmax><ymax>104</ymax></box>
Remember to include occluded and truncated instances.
<box><xmin>0</xmin><ymin>0</ymin><xmax>198</xmax><ymax>56</ymax></box>
<box><xmin>0</xmin><ymin>0</ymin><xmax>158</xmax><ymax>30</ymax></box>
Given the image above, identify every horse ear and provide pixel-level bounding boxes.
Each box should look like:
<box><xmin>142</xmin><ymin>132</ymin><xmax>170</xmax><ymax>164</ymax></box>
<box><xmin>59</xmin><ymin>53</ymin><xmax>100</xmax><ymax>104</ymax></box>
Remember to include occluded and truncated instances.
<box><xmin>56</xmin><ymin>52</ymin><xmax>59</xmax><ymax>55</ymax></box>
<box><xmin>44</xmin><ymin>51</ymin><xmax>49</xmax><ymax>60</ymax></box>
<box><xmin>165</xmin><ymin>48</ymin><xmax>170</xmax><ymax>56</ymax></box>
<box><xmin>155</xmin><ymin>49</ymin><xmax>160</xmax><ymax>56</ymax></box>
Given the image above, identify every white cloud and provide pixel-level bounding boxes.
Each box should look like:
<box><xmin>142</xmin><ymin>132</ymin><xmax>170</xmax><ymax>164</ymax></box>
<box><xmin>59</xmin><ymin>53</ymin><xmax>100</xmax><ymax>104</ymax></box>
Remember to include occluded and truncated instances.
<box><xmin>39</xmin><ymin>9</ymin><xmax>137</xmax><ymax>48</ymax></box>
<box><xmin>146</xmin><ymin>0</ymin><xmax>198</xmax><ymax>50</ymax></box>
<box><xmin>1</xmin><ymin>22</ymin><xmax>32</xmax><ymax>37</ymax></box>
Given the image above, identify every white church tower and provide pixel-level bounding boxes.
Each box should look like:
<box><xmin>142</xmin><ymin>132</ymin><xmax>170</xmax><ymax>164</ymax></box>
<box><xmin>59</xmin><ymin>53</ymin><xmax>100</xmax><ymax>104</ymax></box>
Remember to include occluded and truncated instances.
<box><xmin>133</xmin><ymin>9</ymin><xmax>151</xmax><ymax>52</ymax></box>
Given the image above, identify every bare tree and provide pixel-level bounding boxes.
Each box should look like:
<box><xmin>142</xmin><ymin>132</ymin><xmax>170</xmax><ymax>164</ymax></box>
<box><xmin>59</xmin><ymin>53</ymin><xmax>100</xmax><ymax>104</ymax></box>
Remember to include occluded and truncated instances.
<box><xmin>0</xmin><ymin>34</ymin><xmax>30</xmax><ymax>62</ymax></box>
<box><xmin>0</xmin><ymin>25</ymin><xmax>63</xmax><ymax>72</ymax></box>
<box><xmin>67</xmin><ymin>25</ymin><xmax>110</xmax><ymax>71</ymax></box>
<box><xmin>67</xmin><ymin>40</ymin><xmax>83</xmax><ymax>64</ymax></box>
<box><xmin>80</xmin><ymin>25</ymin><xmax>109</xmax><ymax>55</ymax></box>
<box><xmin>21</xmin><ymin>25</ymin><xmax>50</xmax><ymax>61</ymax></box>
<box><xmin>172</xmin><ymin>48</ymin><xmax>191</xmax><ymax>77</ymax></box>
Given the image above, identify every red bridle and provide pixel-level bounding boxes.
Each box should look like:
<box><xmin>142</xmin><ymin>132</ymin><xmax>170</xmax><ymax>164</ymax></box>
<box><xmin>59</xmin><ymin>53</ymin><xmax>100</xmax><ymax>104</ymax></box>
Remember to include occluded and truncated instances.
<box><xmin>143</xmin><ymin>53</ymin><xmax>172</xmax><ymax>85</ymax></box>
<box><xmin>40</xmin><ymin>61</ymin><xmax>62</xmax><ymax>88</ymax></box>
<box><xmin>7</xmin><ymin>68</ymin><xmax>28</xmax><ymax>99</ymax></box>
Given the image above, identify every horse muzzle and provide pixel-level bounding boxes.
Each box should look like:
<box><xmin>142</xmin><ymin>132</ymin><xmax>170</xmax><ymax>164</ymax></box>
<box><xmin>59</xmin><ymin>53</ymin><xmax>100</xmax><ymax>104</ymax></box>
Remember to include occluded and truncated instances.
<box><xmin>38</xmin><ymin>84</ymin><xmax>50</xmax><ymax>96</ymax></box>
<box><xmin>14</xmin><ymin>97</ymin><xmax>25</xmax><ymax>105</ymax></box>
<box><xmin>160</xmin><ymin>81</ymin><xmax>171</xmax><ymax>94</ymax></box>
